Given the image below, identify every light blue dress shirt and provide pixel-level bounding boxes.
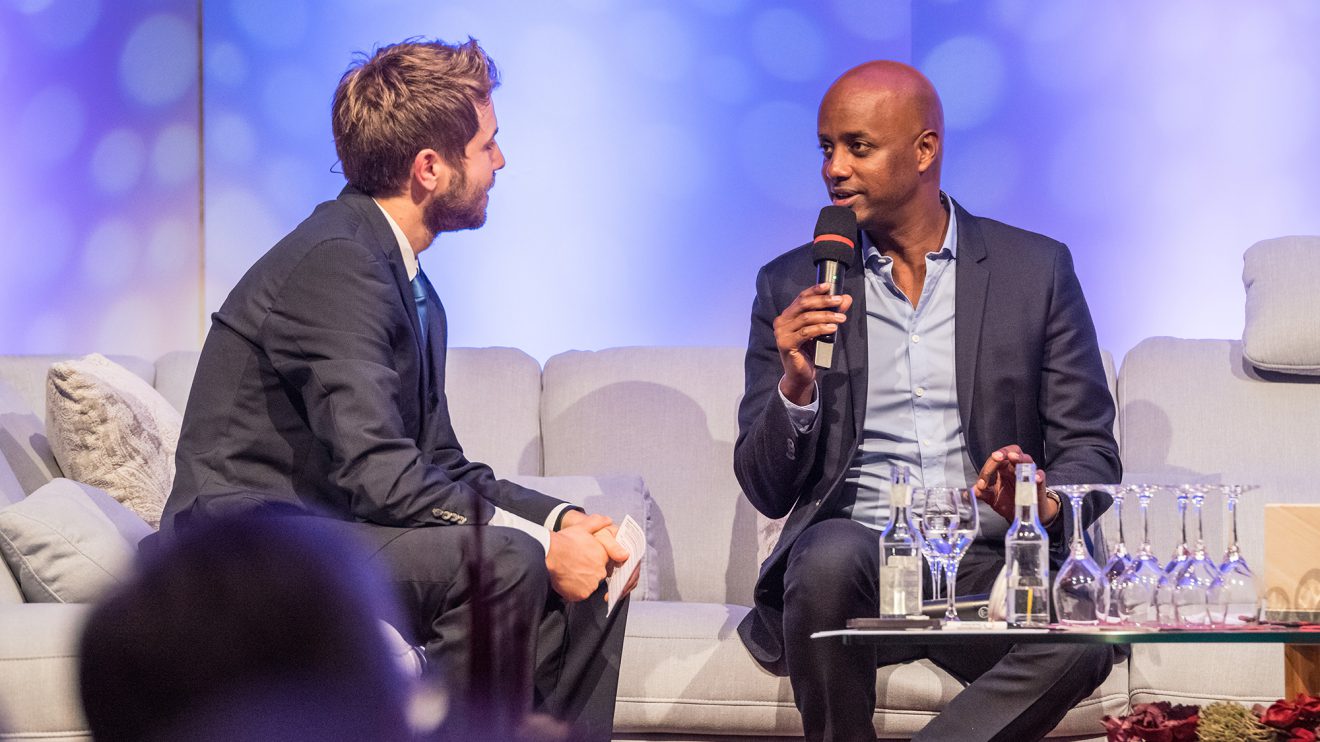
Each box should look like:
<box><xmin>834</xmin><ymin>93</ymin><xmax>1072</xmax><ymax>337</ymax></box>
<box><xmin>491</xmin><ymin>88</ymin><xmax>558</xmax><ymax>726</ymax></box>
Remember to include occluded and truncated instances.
<box><xmin>782</xmin><ymin>196</ymin><xmax>1006</xmax><ymax>537</ymax></box>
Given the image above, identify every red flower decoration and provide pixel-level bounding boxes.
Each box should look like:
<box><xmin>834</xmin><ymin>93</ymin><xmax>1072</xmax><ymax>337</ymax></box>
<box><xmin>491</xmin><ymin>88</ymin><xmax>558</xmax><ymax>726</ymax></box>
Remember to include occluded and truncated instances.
<box><xmin>1102</xmin><ymin>701</ymin><xmax>1199</xmax><ymax>742</ymax></box>
<box><xmin>1256</xmin><ymin>693</ymin><xmax>1320</xmax><ymax>739</ymax></box>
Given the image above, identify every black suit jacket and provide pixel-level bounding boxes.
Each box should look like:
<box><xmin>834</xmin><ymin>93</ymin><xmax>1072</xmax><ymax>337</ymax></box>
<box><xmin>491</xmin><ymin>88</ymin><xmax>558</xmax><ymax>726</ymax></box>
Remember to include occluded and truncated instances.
<box><xmin>162</xmin><ymin>187</ymin><xmax>562</xmax><ymax>535</ymax></box>
<box><xmin>733</xmin><ymin>200</ymin><xmax>1121</xmax><ymax>673</ymax></box>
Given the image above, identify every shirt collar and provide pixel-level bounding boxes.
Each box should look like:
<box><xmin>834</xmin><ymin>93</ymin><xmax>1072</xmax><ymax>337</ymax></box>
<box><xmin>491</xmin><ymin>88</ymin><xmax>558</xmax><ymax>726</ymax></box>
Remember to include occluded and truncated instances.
<box><xmin>373</xmin><ymin>199</ymin><xmax>419</xmax><ymax>281</ymax></box>
<box><xmin>862</xmin><ymin>192</ymin><xmax>958</xmax><ymax>268</ymax></box>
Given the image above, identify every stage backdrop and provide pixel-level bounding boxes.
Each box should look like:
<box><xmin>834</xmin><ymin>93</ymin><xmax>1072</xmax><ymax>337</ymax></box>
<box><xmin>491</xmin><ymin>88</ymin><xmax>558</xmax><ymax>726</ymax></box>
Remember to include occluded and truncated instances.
<box><xmin>4</xmin><ymin>0</ymin><xmax>1320</xmax><ymax>363</ymax></box>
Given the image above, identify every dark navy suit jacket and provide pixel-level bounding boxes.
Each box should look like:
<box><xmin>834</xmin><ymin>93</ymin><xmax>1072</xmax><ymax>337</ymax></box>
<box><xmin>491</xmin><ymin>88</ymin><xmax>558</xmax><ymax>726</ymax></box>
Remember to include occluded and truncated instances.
<box><xmin>733</xmin><ymin>200</ymin><xmax>1121</xmax><ymax>674</ymax></box>
<box><xmin>162</xmin><ymin>187</ymin><xmax>561</xmax><ymax>535</ymax></box>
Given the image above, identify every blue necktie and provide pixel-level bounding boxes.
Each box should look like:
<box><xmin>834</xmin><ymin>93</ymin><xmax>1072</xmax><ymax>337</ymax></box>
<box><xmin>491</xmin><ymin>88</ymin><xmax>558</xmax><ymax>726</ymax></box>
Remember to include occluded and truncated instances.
<box><xmin>411</xmin><ymin>270</ymin><xmax>430</xmax><ymax>353</ymax></box>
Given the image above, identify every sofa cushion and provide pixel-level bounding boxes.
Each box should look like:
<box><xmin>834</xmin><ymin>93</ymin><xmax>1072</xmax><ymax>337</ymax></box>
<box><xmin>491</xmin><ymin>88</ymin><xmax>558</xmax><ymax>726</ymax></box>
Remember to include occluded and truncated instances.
<box><xmin>46</xmin><ymin>354</ymin><xmax>181</xmax><ymax>528</ymax></box>
<box><xmin>153</xmin><ymin>350</ymin><xmax>200</xmax><ymax>413</ymax></box>
<box><xmin>1128</xmin><ymin>643</ymin><xmax>1283</xmax><ymax>708</ymax></box>
<box><xmin>0</xmin><ymin>478</ymin><xmax>152</xmax><ymax>603</ymax></box>
<box><xmin>507</xmin><ymin>474</ymin><xmax>658</xmax><ymax>601</ymax></box>
<box><xmin>0</xmin><ymin>604</ymin><xmax>91</xmax><ymax>738</ymax></box>
<box><xmin>1118</xmin><ymin>338</ymin><xmax>1317</xmax><ymax>572</ymax></box>
<box><xmin>614</xmin><ymin>601</ymin><xmax>1128</xmax><ymax>737</ymax></box>
<box><xmin>1242</xmin><ymin>236</ymin><xmax>1320</xmax><ymax>375</ymax></box>
<box><xmin>446</xmin><ymin>348</ymin><xmax>544</xmax><ymax>478</ymax></box>
<box><xmin>540</xmin><ymin>347</ymin><xmax>751</xmax><ymax>605</ymax></box>
<box><xmin>0</xmin><ymin>378</ymin><xmax>62</xmax><ymax>496</ymax></box>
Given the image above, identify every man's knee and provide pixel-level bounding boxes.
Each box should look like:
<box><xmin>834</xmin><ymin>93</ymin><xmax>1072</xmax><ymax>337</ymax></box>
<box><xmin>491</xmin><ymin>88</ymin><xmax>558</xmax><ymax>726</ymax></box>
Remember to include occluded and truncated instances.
<box><xmin>784</xmin><ymin>519</ymin><xmax>877</xmax><ymax>618</ymax></box>
<box><xmin>485</xmin><ymin>528</ymin><xmax>549</xmax><ymax>601</ymax></box>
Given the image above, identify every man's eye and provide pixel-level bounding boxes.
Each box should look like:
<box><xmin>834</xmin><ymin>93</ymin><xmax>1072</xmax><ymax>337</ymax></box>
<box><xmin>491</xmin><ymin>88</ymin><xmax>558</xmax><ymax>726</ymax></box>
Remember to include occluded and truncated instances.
<box><xmin>819</xmin><ymin>144</ymin><xmax>833</xmax><ymax>157</ymax></box>
<box><xmin>850</xmin><ymin>142</ymin><xmax>871</xmax><ymax>154</ymax></box>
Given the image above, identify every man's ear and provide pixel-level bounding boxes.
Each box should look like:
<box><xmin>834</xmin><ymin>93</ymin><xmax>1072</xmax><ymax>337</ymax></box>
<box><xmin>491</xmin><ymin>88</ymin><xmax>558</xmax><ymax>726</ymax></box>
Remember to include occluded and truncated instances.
<box><xmin>411</xmin><ymin>148</ymin><xmax>453</xmax><ymax>196</ymax></box>
<box><xmin>915</xmin><ymin>130</ymin><xmax>940</xmax><ymax>174</ymax></box>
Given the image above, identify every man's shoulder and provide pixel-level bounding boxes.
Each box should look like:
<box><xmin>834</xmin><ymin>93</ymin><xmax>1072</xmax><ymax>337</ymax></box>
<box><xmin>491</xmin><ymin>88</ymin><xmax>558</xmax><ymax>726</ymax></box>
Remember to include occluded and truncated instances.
<box><xmin>759</xmin><ymin>241</ymin><xmax>815</xmax><ymax>280</ymax></box>
<box><xmin>960</xmin><ymin>207</ymin><xmax>1069</xmax><ymax>263</ymax></box>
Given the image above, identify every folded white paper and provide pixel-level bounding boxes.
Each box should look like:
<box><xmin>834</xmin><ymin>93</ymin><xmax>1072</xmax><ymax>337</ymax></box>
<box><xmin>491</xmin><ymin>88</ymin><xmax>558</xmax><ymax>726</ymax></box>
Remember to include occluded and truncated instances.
<box><xmin>607</xmin><ymin>515</ymin><xmax>645</xmax><ymax>617</ymax></box>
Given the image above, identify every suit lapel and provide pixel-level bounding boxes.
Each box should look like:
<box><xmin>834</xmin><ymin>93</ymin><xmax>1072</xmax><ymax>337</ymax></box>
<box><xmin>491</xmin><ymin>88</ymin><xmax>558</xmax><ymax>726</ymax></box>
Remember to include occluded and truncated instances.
<box><xmin>952</xmin><ymin>201</ymin><xmax>989</xmax><ymax>450</ymax></box>
<box><xmin>839</xmin><ymin>231</ymin><xmax>868</xmax><ymax>442</ymax></box>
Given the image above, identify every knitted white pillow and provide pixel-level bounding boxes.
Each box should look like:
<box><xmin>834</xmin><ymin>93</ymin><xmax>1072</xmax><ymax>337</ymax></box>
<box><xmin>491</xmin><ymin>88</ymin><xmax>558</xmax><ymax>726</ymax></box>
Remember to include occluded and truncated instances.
<box><xmin>45</xmin><ymin>354</ymin><xmax>180</xmax><ymax>528</ymax></box>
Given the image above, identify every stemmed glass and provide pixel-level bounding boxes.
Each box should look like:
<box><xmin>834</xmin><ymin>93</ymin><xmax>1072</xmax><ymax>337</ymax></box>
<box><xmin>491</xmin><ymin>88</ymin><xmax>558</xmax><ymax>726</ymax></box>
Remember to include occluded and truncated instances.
<box><xmin>1171</xmin><ymin>485</ymin><xmax>1223</xmax><ymax>626</ymax></box>
<box><xmin>1216</xmin><ymin>484</ymin><xmax>1261</xmax><ymax>625</ymax></box>
<box><xmin>1157</xmin><ymin>486</ymin><xmax>1193</xmax><ymax>626</ymax></box>
<box><xmin>1100</xmin><ymin>485</ymin><xmax>1133</xmax><ymax>623</ymax></box>
<box><xmin>916</xmin><ymin>488</ymin><xmax>979</xmax><ymax>622</ymax></box>
<box><xmin>1051</xmin><ymin>485</ymin><xmax>1108</xmax><ymax>624</ymax></box>
<box><xmin>1114</xmin><ymin>484</ymin><xmax>1164</xmax><ymax>626</ymax></box>
<box><xmin>911</xmin><ymin>494</ymin><xmax>945</xmax><ymax>602</ymax></box>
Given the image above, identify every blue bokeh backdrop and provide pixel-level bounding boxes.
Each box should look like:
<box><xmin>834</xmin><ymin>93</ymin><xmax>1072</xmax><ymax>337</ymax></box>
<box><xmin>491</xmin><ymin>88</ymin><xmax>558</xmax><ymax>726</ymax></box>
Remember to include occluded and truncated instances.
<box><xmin>3</xmin><ymin>0</ymin><xmax>1319</xmax><ymax>363</ymax></box>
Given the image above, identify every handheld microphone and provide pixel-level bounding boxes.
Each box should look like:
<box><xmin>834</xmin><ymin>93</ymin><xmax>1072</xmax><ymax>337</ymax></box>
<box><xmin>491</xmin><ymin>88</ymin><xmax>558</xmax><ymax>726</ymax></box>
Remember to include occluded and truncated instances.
<box><xmin>810</xmin><ymin>205</ymin><xmax>856</xmax><ymax>369</ymax></box>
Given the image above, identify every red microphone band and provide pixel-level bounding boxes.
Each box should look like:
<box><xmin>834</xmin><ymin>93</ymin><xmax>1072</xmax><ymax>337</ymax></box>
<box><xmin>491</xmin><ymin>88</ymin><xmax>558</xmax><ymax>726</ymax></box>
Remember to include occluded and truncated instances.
<box><xmin>813</xmin><ymin>233</ymin><xmax>855</xmax><ymax>248</ymax></box>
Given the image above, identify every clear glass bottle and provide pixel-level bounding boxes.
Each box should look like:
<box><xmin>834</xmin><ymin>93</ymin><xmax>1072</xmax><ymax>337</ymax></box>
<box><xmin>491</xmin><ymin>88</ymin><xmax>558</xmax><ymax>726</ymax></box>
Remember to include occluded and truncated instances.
<box><xmin>1005</xmin><ymin>462</ymin><xmax>1050</xmax><ymax>626</ymax></box>
<box><xmin>879</xmin><ymin>465</ymin><xmax>923</xmax><ymax>618</ymax></box>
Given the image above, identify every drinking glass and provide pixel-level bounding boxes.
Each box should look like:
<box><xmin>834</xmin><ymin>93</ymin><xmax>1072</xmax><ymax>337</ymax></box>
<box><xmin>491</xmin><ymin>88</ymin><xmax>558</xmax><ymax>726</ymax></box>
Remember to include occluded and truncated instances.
<box><xmin>1101</xmin><ymin>485</ymin><xmax>1132</xmax><ymax>623</ymax></box>
<box><xmin>1156</xmin><ymin>486</ymin><xmax>1193</xmax><ymax>626</ymax></box>
<box><xmin>1114</xmin><ymin>484</ymin><xmax>1164</xmax><ymax>626</ymax></box>
<box><xmin>917</xmin><ymin>487</ymin><xmax>979</xmax><ymax>622</ymax></box>
<box><xmin>910</xmin><ymin>493</ymin><xmax>945</xmax><ymax>601</ymax></box>
<box><xmin>1215</xmin><ymin>484</ymin><xmax>1261</xmax><ymax>625</ymax></box>
<box><xmin>1051</xmin><ymin>485</ymin><xmax>1108</xmax><ymax>625</ymax></box>
<box><xmin>1171</xmin><ymin>485</ymin><xmax>1223</xmax><ymax>626</ymax></box>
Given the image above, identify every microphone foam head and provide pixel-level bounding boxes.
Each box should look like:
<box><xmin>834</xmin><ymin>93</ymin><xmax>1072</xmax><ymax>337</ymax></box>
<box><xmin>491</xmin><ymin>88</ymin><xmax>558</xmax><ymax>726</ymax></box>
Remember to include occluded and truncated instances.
<box><xmin>811</xmin><ymin>205</ymin><xmax>857</xmax><ymax>268</ymax></box>
<box><xmin>813</xmin><ymin>205</ymin><xmax>857</xmax><ymax>240</ymax></box>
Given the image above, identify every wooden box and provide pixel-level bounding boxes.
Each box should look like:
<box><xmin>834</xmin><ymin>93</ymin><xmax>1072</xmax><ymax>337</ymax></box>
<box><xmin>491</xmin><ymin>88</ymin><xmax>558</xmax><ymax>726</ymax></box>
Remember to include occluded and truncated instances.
<box><xmin>1264</xmin><ymin>504</ymin><xmax>1320</xmax><ymax>622</ymax></box>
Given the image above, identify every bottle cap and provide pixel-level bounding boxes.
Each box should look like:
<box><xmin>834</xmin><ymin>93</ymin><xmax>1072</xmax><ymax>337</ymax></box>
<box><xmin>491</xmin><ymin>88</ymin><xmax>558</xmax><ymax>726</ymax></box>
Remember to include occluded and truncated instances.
<box><xmin>1014</xmin><ymin>462</ymin><xmax>1036</xmax><ymax>507</ymax></box>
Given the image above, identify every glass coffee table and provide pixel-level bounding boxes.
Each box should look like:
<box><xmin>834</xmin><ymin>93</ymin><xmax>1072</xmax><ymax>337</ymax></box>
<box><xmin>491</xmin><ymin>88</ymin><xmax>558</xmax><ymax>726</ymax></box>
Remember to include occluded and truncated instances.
<box><xmin>813</xmin><ymin>624</ymin><xmax>1320</xmax><ymax>696</ymax></box>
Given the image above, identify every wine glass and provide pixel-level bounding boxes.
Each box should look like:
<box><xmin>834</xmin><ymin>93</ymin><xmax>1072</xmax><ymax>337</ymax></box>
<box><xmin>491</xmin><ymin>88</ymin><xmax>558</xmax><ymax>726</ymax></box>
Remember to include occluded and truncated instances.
<box><xmin>911</xmin><ymin>491</ymin><xmax>946</xmax><ymax>602</ymax></box>
<box><xmin>1114</xmin><ymin>484</ymin><xmax>1164</xmax><ymax>627</ymax></box>
<box><xmin>1100</xmin><ymin>485</ymin><xmax>1132</xmax><ymax>623</ymax></box>
<box><xmin>1051</xmin><ymin>485</ymin><xmax>1108</xmax><ymax>625</ymax></box>
<box><xmin>1215</xmin><ymin>484</ymin><xmax>1261</xmax><ymax>625</ymax></box>
<box><xmin>1156</xmin><ymin>486</ymin><xmax>1192</xmax><ymax>626</ymax></box>
<box><xmin>919</xmin><ymin>488</ymin><xmax>979</xmax><ymax>622</ymax></box>
<box><xmin>1171</xmin><ymin>485</ymin><xmax>1223</xmax><ymax>626</ymax></box>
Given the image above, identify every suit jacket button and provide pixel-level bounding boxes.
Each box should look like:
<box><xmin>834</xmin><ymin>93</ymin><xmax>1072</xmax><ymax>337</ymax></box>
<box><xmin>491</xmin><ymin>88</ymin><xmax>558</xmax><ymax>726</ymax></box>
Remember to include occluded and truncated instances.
<box><xmin>455</xmin><ymin>516</ymin><xmax>467</xmax><ymax>524</ymax></box>
<box><xmin>431</xmin><ymin>508</ymin><xmax>443</xmax><ymax>518</ymax></box>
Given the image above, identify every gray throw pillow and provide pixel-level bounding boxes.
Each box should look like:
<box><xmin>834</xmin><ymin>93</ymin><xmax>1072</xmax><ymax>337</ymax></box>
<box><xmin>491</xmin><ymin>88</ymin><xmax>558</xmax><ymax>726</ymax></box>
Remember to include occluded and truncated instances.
<box><xmin>1242</xmin><ymin>236</ymin><xmax>1320</xmax><ymax>375</ymax></box>
<box><xmin>507</xmin><ymin>474</ymin><xmax>658</xmax><ymax>601</ymax></box>
<box><xmin>0</xmin><ymin>478</ymin><xmax>152</xmax><ymax>603</ymax></box>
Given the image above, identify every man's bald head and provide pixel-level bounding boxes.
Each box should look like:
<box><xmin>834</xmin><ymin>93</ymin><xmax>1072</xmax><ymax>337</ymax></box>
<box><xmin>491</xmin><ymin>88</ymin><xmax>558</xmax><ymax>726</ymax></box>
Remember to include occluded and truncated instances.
<box><xmin>823</xmin><ymin>61</ymin><xmax>944</xmax><ymax>146</ymax></box>
<box><xmin>816</xmin><ymin>60</ymin><xmax>946</xmax><ymax>234</ymax></box>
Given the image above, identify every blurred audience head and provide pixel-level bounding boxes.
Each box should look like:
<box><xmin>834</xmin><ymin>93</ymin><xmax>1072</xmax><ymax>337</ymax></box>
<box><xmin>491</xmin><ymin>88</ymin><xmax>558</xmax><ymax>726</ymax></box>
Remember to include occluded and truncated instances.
<box><xmin>78</xmin><ymin>515</ymin><xmax>413</xmax><ymax>742</ymax></box>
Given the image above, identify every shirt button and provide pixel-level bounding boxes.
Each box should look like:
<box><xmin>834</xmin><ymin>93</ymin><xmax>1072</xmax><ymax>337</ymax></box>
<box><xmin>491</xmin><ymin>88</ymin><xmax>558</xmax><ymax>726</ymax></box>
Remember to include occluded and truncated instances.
<box><xmin>911</xmin><ymin>334</ymin><xmax>921</xmax><ymax>343</ymax></box>
<box><xmin>914</xmin><ymin>387</ymin><xmax>926</xmax><ymax>397</ymax></box>
<box><xmin>922</xmin><ymin>439</ymin><xmax>932</xmax><ymax>446</ymax></box>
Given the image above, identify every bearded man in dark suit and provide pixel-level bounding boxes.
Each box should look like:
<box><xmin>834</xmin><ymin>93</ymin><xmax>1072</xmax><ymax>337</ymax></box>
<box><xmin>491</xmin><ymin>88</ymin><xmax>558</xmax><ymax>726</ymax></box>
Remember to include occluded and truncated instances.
<box><xmin>734</xmin><ymin>61</ymin><xmax>1121</xmax><ymax>741</ymax></box>
<box><xmin>161</xmin><ymin>39</ymin><xmax>632</xmax><ymax>740</ymax></box>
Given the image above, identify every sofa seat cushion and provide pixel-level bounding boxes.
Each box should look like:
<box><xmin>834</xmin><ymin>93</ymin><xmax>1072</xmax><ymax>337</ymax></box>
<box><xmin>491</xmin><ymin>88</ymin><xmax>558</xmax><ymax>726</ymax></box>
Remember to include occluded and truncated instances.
<box><xmin>1129</xmin><ymin>643</ymin><xmax>1283</xmax><ymax>707</ymax></box>
<box><xmin>615</xmin><ymin>601</ymin><xmax>1128</xmax><ymax>737</ymax></box>
<box><xmin>0</xmin><ymin>604</ymin><xmax>91</xmax><ymax>739</ymax></box>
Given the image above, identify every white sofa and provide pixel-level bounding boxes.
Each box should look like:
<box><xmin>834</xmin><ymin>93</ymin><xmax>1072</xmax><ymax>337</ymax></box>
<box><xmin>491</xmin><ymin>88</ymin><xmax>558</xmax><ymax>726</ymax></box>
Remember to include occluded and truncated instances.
<box><xmin>0</xmin><ymin>238</ymin><xmax>1315</xmax><ymax>741</ymax></box>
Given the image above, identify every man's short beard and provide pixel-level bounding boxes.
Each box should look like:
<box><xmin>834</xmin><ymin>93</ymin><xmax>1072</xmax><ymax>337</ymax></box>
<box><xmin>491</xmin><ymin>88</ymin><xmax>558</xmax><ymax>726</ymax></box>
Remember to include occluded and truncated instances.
<box><xmin>423</xmin><ymin>168</ymin><xmax>487</xmax><ymax>235</ymax></box>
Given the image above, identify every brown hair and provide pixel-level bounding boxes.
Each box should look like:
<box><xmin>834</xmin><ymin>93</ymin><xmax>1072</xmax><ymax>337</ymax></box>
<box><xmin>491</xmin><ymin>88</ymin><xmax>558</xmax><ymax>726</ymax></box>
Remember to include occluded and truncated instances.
<box><xmin>332</xmin><ymin>38</ymin><xmax>499</xmax><ymax>196</ymax></box>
